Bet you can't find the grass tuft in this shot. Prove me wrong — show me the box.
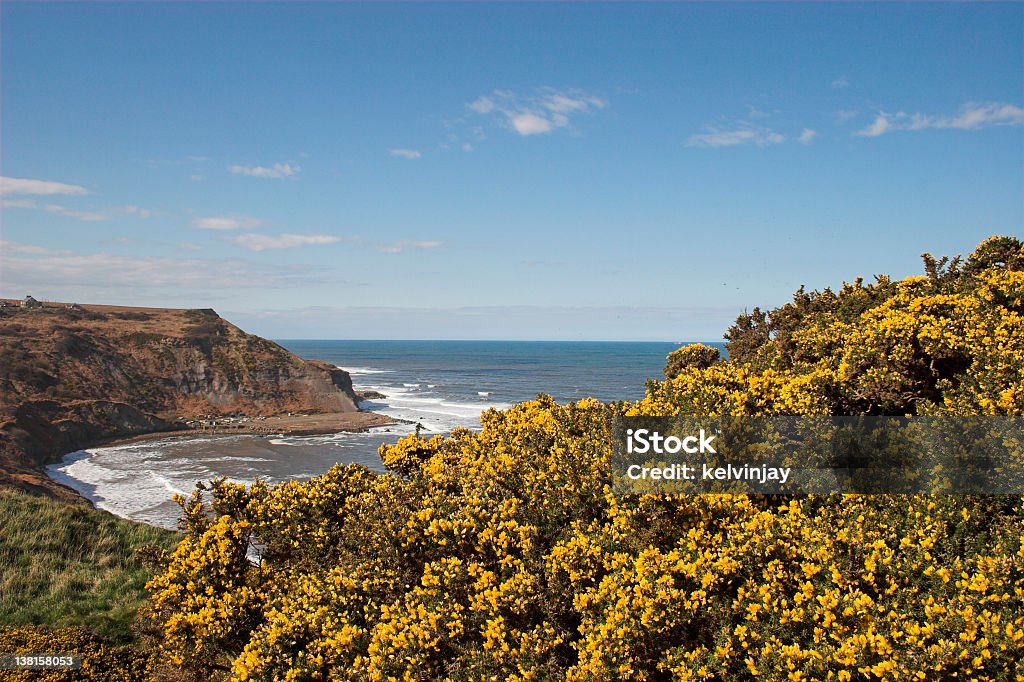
[0,488,179,642]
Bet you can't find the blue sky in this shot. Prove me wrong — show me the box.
[1,3,1021,340]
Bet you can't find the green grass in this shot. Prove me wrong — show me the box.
[0,488,180,641]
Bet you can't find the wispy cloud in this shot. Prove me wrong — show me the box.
[1,241,327,295]
[230,233,345,252]
[746,105,773,119]
[857,114,892,138]
[228,304,737,341]
[0,240,59,255]
[389,148,422,160]
[687,124,785,148]
[0,176,88,196]
[192,215,263,231]
[467,87,606,137]
[798,128,818,144]
[41,203,109,222]
[3,195,154,222]
[0,198,41,210]
[831,78,850,90]
[856,101,1024,137]
[376,240,443,254]
[836,110,859,124]
[227,162,301,179]
[116,205,152,219]
[2,198,142,222]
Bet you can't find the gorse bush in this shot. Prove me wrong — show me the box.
[146,237,1024,681]
[679,235,1024,417]
[0,625,158,681]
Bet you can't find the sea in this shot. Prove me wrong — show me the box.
[46,340,723,529]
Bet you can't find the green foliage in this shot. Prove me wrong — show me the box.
[0,488,178,642]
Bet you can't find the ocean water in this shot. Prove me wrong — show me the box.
[282,340,697,432]
[47,340,723,529]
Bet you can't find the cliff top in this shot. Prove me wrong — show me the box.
[0,298,220,337]
[0,299,363,497]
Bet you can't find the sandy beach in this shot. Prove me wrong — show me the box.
[97,411,399,449]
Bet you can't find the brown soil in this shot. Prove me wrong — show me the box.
[0,299,376,498]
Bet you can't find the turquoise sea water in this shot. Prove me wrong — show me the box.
[47,340,724,528]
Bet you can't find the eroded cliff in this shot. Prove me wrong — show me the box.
[0,301,360,496]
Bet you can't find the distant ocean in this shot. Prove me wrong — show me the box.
[47,340,723,529]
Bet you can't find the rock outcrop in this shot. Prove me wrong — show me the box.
[0,301,360,496]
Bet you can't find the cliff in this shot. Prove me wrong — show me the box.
[0,300,360,497]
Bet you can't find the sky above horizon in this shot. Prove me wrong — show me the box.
[1,3,1021,340]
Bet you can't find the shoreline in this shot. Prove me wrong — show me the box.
[92,410,401,450]
[43,410,405,530]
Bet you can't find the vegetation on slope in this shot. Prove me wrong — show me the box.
[0,489,179,680]
[0,488,178,641]
[140,237,1024,681]
[0,625,159,682]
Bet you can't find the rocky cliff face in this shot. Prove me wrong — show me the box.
[0,301,360,496]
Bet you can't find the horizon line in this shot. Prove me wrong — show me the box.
[272,338,726,344]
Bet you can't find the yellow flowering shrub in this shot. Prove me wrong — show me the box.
[146,237,1024,680]
[0,625,157,681]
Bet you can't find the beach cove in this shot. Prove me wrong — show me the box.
[44,340,690,529]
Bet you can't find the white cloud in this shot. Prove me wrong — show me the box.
[467,87,607,137]
[0,176,88,196]
[3,195,151,222]
[1,241,326,294]
[856,102,1024,137]
[542,92,604,114]
[911,101,1024,130]
[798,128,818,144]
[116,205,152,219]
[389,148,422,160]
[192,215,263,230]
[228,162,301,179]
[0,240,56,255]
[687,125,785,148]
[831,78,850,89]
[4,198,110,221]
[836,110,859,124]
[376,240,443,254]
[42,204,109,222]
[0,198,41,209]
[856,113,894,137]
[468,96,495,114]
[511,112,554,136]
[230,233,343,252]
